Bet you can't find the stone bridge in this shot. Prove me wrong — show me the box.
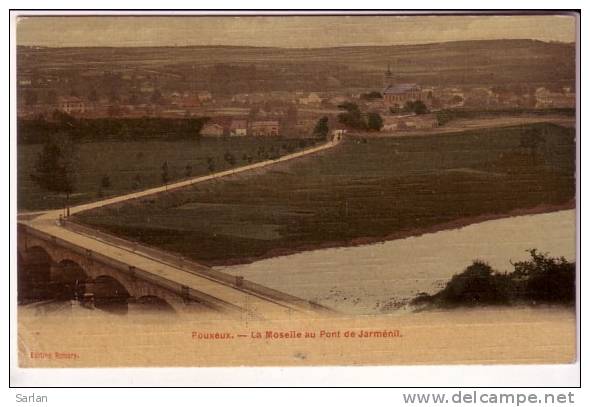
[17,222,325,318]
[17,224,226,313]
[17,137,342,318]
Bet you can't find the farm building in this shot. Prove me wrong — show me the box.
[201,123,225,137]
[230,119,249,137]
[250,120,280,137]
[58,96,86,115]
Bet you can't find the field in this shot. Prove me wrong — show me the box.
[18,137,316,211]
[75,123,576,266]
[18,39,575,93]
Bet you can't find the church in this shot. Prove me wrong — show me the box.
[381,64,422,110]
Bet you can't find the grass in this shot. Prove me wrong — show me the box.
[18,137,318,211]
[75,123,576,266]
[435,108,575,126]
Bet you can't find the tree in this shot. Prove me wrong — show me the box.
[206,157,215,173]
[161,161,170,186]
[100,174,111,189]
[512,249,575,304]
[451,95,464,105]
[52,109,76,127]
[366,112,383,131]
[413,249,575,307]
[30,133,77,216]
[337,102,366,130]
[435,261,508,306]
[184,117,208,139]
[224,151,236,166]
[403,100,429,115]
[313,116,330,139]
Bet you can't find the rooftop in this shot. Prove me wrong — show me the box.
[383,83,420,95]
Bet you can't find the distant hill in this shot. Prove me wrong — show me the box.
[17,39,575,92]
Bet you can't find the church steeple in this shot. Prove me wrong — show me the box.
[384,62,393,88]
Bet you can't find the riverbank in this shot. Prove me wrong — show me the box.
[212,200,574,267]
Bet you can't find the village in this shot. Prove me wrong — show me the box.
[17,63,575,139]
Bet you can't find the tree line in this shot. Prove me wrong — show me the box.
[18,111,210,144]
[336,102,383,131]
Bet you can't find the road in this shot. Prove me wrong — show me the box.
[19,136,342,318]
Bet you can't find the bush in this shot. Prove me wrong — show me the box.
[403,100,429,115]
[413,250,575,308]
[425,261,511,307]
[513,249,575,304]
[366,112,383,131]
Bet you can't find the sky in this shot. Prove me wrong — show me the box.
[16,14,576,48]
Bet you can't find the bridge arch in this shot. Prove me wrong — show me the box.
[133,295,176,314]
[19,245,53,303]
[90,275,131,314]
[53,259,89,301]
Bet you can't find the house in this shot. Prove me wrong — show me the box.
[232,93,250,104]
[139,83,155,93]
[201,123,225,137]
[298,92,323,105]
[328,96,348,106]
[58,96,86,115]
[250,120,280,137]
[169,93,200,110]
[464,87,499,108]
[331,127,347,141]
[197,91,213,103]
[230,119,249,137]
[535,87,575,109]
[436,87,465,109]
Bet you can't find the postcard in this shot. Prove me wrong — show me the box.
[14,11,578,370]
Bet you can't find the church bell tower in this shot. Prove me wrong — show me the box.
[383,62,393,88]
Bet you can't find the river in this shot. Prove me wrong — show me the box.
[220,210,576,314]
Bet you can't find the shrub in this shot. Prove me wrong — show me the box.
[425,261,511,307]
[413,250,575,308]
[513,249,575,304]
